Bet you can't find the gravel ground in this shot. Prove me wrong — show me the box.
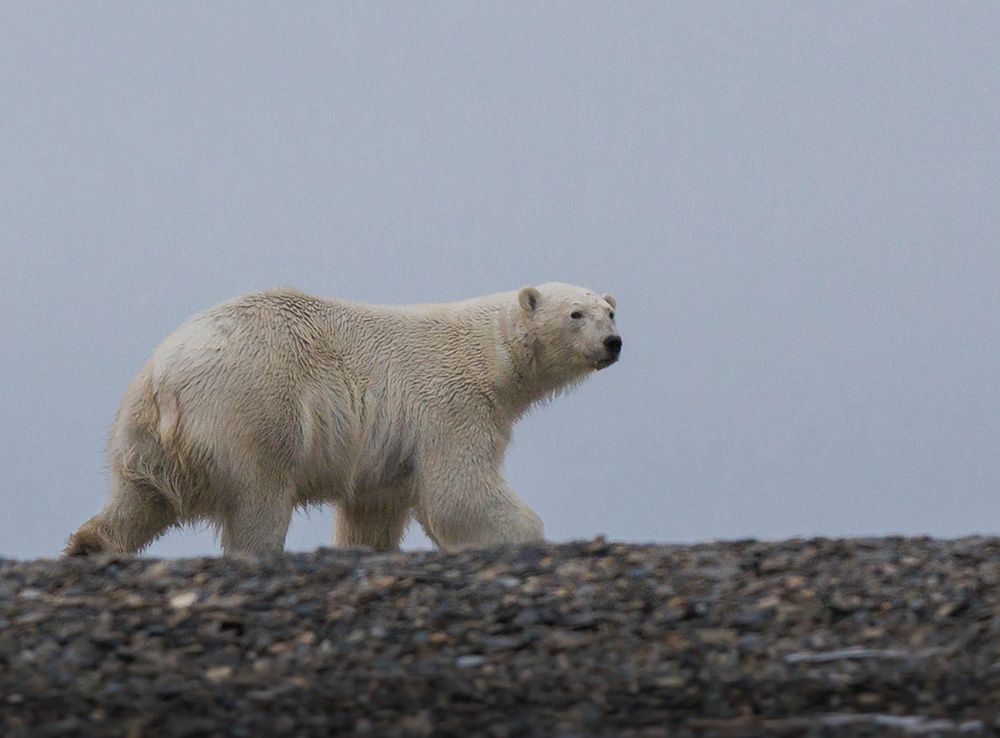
[2,537,999,737]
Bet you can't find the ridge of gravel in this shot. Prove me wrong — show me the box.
[2,536,1000,737]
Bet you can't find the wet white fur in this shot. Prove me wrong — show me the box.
[66,282,619,555]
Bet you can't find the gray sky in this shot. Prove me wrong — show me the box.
[2,3,999,559]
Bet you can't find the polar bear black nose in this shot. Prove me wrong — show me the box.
[603,335,622,355]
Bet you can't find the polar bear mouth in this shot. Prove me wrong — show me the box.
[594,356,619,370]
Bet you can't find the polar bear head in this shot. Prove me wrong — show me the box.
[517,282,622,381]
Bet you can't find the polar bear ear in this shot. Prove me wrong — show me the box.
[602,293,617,309]
[518,286,542,313]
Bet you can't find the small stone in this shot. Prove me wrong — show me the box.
[139,561,174,582]
[514,609,540,626]
[168,591,198,609]
[696,628,738,646]
[205,666,234,683]
[481,635,523,651]
[785,575,807,589]
[123,593,146,608]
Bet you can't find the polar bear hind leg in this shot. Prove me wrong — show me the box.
[65,475,179,556]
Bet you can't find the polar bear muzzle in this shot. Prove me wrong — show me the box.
[599,335,622,368]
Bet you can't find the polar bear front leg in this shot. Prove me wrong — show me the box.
[416,456,545,549]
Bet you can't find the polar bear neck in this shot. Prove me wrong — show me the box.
[379,292,584,423]
[492,300,581,419]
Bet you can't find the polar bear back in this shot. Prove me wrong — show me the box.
[145,288,508,501]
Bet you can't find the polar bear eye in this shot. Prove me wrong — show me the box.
[570,311,583,319]
[609,311,615,321]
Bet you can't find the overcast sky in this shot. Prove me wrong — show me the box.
[2,4,999,559]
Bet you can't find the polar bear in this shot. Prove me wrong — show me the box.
[65,282,622,556]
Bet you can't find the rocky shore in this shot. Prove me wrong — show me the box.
[2,537,999,736]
